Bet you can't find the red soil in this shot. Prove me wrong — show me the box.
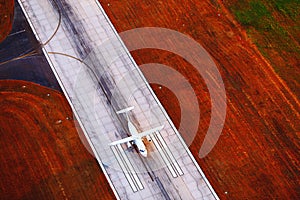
[0,0,14,43]
[99,0,300,199]
[0,80,115,199]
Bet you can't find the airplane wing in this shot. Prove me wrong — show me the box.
[137,125,164,138]
[109,125,164,146]
[109,136,135,146]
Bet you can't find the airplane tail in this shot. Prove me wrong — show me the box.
[116,106,134,114]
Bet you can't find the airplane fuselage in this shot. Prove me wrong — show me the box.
[110,106,163,158]
[133,138,148,157]
[128,120,148,157]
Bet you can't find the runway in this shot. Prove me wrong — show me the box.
[18,0,218,199]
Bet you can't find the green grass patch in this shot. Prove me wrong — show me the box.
[273,0,300,20]
[234,1,272,29]
[229,0,299,53]
[227,0,300,97]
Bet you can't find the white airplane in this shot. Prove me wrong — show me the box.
[109,106,164,157]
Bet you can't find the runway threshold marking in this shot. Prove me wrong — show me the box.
[110,145,144,192]
[151,135,178,178]
[154,132,184,176]
[116,144,144,191]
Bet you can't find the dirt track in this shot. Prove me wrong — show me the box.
[99,0,300,199]
[0,80,115,199]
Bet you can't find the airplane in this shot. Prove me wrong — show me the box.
[109,106,164,157]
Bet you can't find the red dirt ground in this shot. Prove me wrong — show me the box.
[0,80,115,199]
[99,0,300,199]
[0,0,14,43]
